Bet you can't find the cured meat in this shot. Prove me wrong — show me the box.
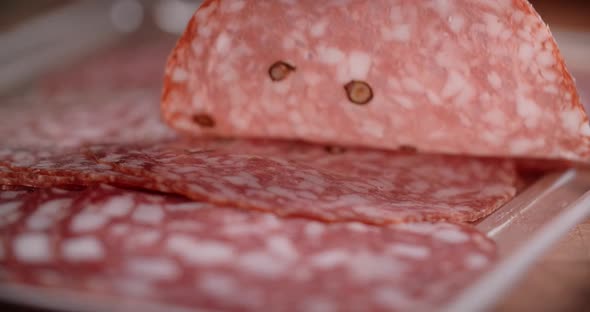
[0,140,518,223]
[0,185,496,312]
[162,0,590,162]
[0,90,176,148]
[39,37,176,95]
[572,71,590,113]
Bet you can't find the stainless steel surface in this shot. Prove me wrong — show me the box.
[446,170,590,312]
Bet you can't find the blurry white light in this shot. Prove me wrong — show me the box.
[110,0,144,33]
[154,0,201,34]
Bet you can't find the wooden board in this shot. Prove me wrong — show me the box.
[496,221,590,311]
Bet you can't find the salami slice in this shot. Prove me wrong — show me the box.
[0,90,176,148]
[162,0,590,162]
[0,139,518,223]
[38,37,176,95]
[0,185,496,312]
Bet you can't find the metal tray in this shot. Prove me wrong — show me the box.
[1,2,590,311]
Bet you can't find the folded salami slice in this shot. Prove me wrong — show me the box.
[0,90,176,148]
[162,0,590,162]
[0,185,496,312]
[0,140,518,223]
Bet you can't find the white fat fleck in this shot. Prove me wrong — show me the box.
[458,87,475,109]
[214,32,232,54]
[310,21,328,37]
[518,43,535,62]
[303,72,323,86]
[483,108,506,127]
[317,46,345,64]
[282,37,295,50]
[132,204,164,225]
[401,78,423,93]
[512,10,525,22]
[267,186,298,200]
[172,68,188,82]
[27,215,53,231]
[465,253,490,269]
[166,202,208,212]
[224,172,262,188]
[62,236,104,261]
[199,273,238,298]
[537,51,555,67]
[238,251,288,278]
[304,222,326,238]
[348,51,372,80]
[509,138,535,154]
[432,187,466,198]
[483,13,504,37]
[448,15,465,33]
[101,195,134,217]
[310,249,349,269]
[303,298,337,312]
[426,90,442,105]
[346,222,370,232]
[0,202,20,217]
[167,235,234,265]
[360,121,385,138]
[347,252,403,282]
[394,223,438,234]
[431,0,453,16]
[70,212,108,233]
[267,236,299,261]
[540,69,558,82]
[389,244,430,259]
[394,95,414,109]
[441,70,466,98]
[435,228,470,244]
[129,230,161,246]
[560,109,584,134]
[225,0,245,12]
[14,233,52,263]
[487,71,502,89]
[374,287,415,310]
[127,257,179,280]
[39,198,70,215]
[580,123,590,137]
[516,94,541,127]
[382,24,411,42]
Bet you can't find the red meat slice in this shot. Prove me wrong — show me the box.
[162,0,590,162]
[0,185,496,312]
[38,37,176,95]
[0,140,519,224]
[0,90,176,148]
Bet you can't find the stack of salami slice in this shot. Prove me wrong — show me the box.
[1,1,588,311]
